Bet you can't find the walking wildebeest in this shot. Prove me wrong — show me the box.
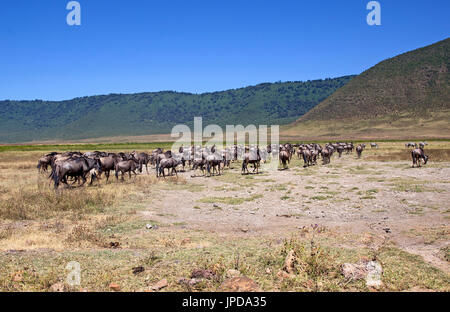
[115,156,139,181]
[356,144,365,158]
[242,147,261,174]
[54,156,101,188]
[279,147,290,169]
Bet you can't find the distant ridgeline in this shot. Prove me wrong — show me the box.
[0,76,353,143]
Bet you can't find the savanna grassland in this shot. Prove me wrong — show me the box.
[0,141,449,292]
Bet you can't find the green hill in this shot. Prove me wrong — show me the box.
[283,38,450,140]
[0,77,353,143]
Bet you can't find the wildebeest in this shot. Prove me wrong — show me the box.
[370,143,378,149]
[411,148,428,167]
[242,147,261,174]
[206,153,222,176]
[158,157,181,178]
[191,152,207,177]
[405,142,416,148]
[279,147,290,169]
[321,148,331,165]
[356,144,365,158]
[115,156,139,181]
[131,151,150,174]
[37,152,58,173]
[53,156,101,188]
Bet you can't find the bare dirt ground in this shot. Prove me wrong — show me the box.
[0,142,448,291]
[143,156,450,273]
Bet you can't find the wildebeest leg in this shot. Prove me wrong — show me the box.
[80,175,87,186]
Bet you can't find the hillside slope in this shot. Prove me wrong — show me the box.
[0,77,353,143]
[283,38,450,140]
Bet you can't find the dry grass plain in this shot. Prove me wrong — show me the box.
[0,141,449,292]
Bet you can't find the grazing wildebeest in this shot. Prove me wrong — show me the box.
[411,148,428,167]
[242,147,261,174]
[370,143,378,149]
[419,142,428,149]
[356,144,365,158]
[405,142,416,148]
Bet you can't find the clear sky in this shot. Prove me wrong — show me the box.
[0,0,448,100]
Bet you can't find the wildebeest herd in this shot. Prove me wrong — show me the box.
[36,142,430,189]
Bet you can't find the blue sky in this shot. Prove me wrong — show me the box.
[0,0,448,100]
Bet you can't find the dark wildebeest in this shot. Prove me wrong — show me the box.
[37,152,58,173]
[299,148,313,167]
[337,146,344,158]
[115,156,139,181]
[411,148,428,167]
[242,147,261,174]
[155,150,172,177]
[279,147,290,169]
[98,154,118,183]
[370,143,378,149]
[321,149,331,165]
[356,144,365,158]
[53,157,101,188]
[131,151,150,174]
[206,153,222,176]
[158,157,181,178]
[419,142,428,149]
[405,142,416,148]
[191,152,207,177]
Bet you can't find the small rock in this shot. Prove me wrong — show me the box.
[366,261,383,288]
[181,238,191,245]
[146,224,158,229]
[109,283,121,291]
[50,282,67,292]
[265,268,271,274]
[240,228,249,233]
[109,242,120,249]
[220,276,260,292]
[191,269,215,280]
[178,277,201,286]
[383,228,391,233]
[132,266,145,275]
[277,270,294,280]
[151,278,168,290]
[11,271,23,282]
[342,262,368,281]
[225,269,241,278]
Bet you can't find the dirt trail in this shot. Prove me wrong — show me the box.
[141,158,450,273]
